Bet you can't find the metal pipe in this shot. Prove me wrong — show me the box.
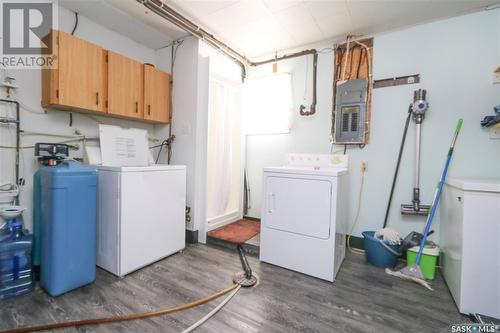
[415,122,421,189]
[299,52,318,116]
[0,99,20,204]
[138,0,318,83]
[236,244,252,279]
[250,49,317,67]
[140,0,249,81]
[166,40,175,164]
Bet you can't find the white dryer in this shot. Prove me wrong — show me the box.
[260,154,348,282]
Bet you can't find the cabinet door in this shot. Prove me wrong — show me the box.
[143,65,170,123]
[107,51,144,119]
[58,31,106,112]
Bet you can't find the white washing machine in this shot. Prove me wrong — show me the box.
[260,154,348,282]
[95,164,186,277]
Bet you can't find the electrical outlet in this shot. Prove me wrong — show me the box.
[361,162,368,172]
[494,67,500,84]
[494,72,500,84]
[490,124,500,139]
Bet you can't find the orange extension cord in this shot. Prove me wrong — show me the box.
[0,284,239,333]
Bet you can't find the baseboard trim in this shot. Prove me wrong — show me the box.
[206,210,241,231]
[186,230,199,244]
[242,216,261,222]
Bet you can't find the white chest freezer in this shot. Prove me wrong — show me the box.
[440,178,500,319]
[96,165,186,277]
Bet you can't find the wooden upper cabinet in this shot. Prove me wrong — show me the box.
[143,64,170,124]
[42,30,106,112]
[107,51,144,119]
[41,30,172,124]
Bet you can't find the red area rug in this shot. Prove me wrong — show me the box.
[208,219,260,244]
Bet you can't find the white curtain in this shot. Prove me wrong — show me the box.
[206,78,242,222]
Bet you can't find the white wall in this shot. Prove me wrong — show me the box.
[245,9,500,241]
[161,38,244,240]
[155,37,210,238]
[0,6,170,230]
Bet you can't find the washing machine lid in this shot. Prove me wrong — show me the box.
[94,164,186,172]
[264,166,347,177]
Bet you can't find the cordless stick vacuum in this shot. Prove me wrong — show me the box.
[387,119,463,290]
[401,89,431,216]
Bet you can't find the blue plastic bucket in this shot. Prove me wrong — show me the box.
[362,231,400,268]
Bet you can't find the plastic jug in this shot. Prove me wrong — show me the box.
[0,220,35,299]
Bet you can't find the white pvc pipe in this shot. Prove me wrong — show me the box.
[180,285,241,333]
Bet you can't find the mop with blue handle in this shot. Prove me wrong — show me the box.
[386,118,463,290]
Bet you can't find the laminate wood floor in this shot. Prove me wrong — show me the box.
[0,244,466,333]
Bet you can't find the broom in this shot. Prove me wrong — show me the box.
[386,118,463,290]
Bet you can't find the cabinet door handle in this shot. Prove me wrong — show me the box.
[135,102,138,113]
[96,92,99,105]
[148,104,151,115]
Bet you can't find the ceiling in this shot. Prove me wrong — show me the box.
[60,0,500,56]
[59,0,187,48]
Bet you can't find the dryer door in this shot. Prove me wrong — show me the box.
[265,176,333,239]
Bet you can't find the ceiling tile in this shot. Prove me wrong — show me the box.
[346,0,497,37]
[314,13,353,40]
[273,4,324,45]
[263,0,304,13]
[307,0,350,20]
[92,0,500,56]
[347,1,430,35]
[223,16,295,56]
[168,0,239,19]
[198,0,273,32]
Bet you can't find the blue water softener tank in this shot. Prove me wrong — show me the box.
[33,170,42,277]
[0,220,35,299]
[39,161,98,296]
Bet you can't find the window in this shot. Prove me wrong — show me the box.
[242,73,293,135]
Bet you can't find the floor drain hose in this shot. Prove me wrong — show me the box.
[0,284,239,333]
[180,284,241,333]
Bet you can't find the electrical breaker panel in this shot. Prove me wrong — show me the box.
[334,79,368,144]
